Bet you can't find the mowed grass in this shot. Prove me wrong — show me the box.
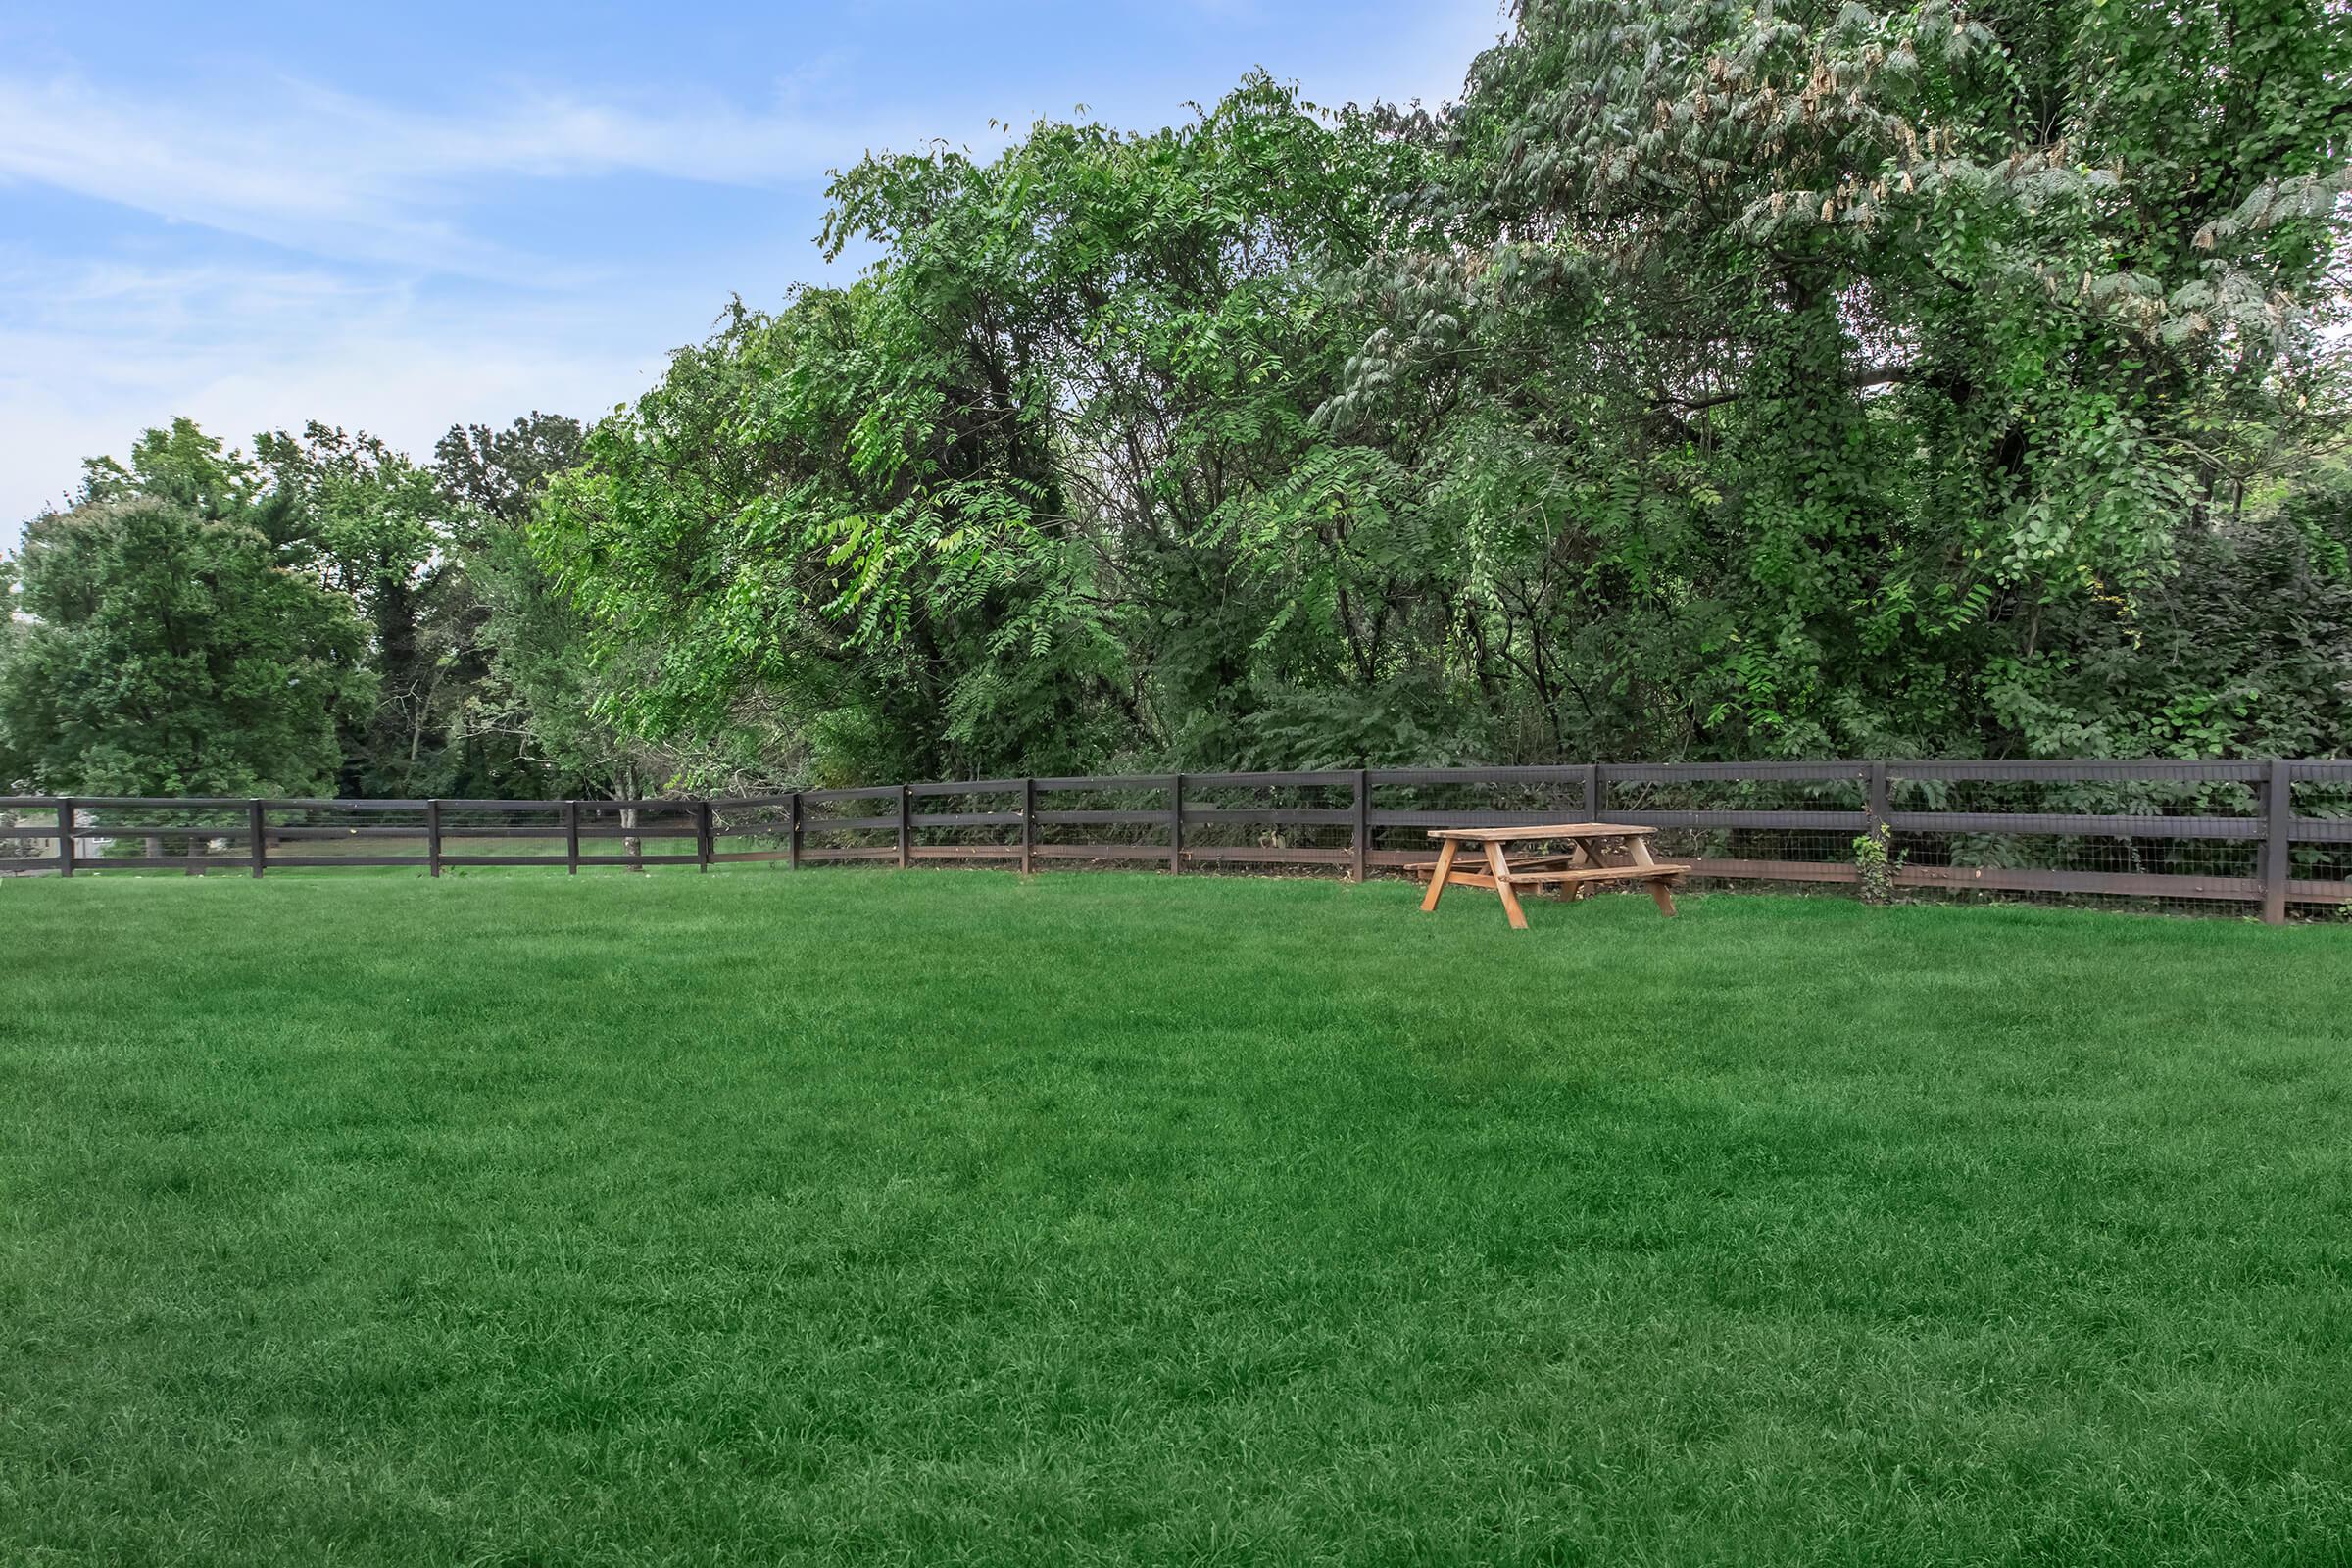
[3,868,2350,1566]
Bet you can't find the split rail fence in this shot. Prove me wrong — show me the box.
[4,758,2349,923]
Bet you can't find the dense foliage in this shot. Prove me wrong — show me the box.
[0,428,372,800]
[0,413,669,803]
[5,1,2348,798]
[536,0,2352,782]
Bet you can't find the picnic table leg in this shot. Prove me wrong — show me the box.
[1483,842,1530,930]
[1629,837,1678,916]
[1420,839,1460,911]
[1564,839,1594,900]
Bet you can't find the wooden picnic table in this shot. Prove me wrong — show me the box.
[1419,822,1687,930]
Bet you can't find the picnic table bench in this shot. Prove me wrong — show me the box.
[1418,822,1687,930]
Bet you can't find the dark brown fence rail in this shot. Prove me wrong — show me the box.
[4,759,2348,923]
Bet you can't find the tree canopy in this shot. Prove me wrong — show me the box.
[536,0,2352,782]
[0,494,370,799]
[5,1,2349,802]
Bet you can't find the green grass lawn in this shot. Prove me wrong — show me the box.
[4,868,2349,1565]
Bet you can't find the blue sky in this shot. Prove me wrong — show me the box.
[0,1,1504,544]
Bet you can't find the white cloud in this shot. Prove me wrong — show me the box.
[0,260,683,539]
[0,72,923,278]
[0,0,1505,273]
[0,58,950,538]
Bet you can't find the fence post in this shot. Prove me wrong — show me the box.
[1168,773,1184,873]
[57,798,75,878]
[698,799,713,872]
[247,800,265,878]
[1021,777,1037,877]
[427,799,443,878]
[897,784,912,870]
[1351,767,1370,882]
[788,792,803,870]
[2261,757,2291,926]
[1866,760,1893,906]
[565,800,581,875]
[1582,763,1603,819]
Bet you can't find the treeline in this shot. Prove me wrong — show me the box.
[0,416,683,804]
[5,0,2351,805]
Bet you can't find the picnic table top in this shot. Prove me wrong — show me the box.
[1427,821,1659,843]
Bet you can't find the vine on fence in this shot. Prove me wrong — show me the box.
[1853,824,1905,907]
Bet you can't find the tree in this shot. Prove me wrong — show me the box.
[435,413,701,800]
[0,497,372,805]
[540,40,2347,774]
[1320,0,2352,758]
[0,599,26,792]
[14,10,2344,804]
[255,424,469,796]
[434,412,589,532]
[534,78,1445,780]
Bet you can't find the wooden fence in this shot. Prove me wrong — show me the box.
[4,758,2349,922]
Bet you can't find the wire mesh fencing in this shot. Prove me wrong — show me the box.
[5,760,2347,922]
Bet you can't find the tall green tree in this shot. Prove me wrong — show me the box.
[541,27,2346,773]
[535,78,1448,780]
[434,413,590,533]
[255,424,466,795]
[432,412,720,800]
[1322,0,2352,759]
[18,7,2338,803]
[0,496,372,800]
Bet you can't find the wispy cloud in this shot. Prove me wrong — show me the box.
[0,256,684,532]
[0,72,924,277]
[0,62,956,533]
